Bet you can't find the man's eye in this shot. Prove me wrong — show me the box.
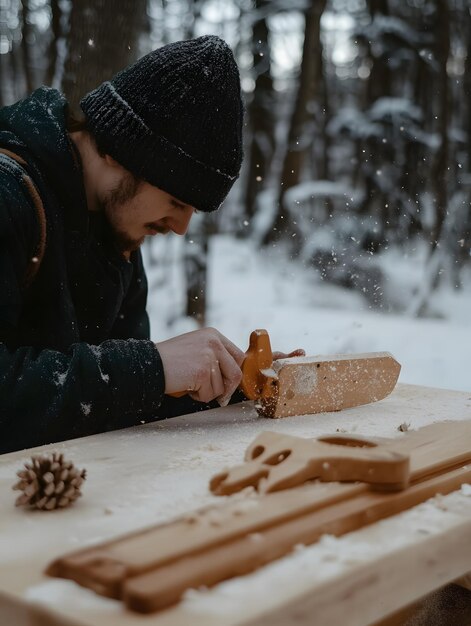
[171,200,187,211]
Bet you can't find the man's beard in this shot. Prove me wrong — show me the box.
[102,174,143,253]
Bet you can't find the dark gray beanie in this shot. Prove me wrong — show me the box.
[80,35,243,212]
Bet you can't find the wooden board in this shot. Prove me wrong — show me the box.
[1,384,471,626]
[47,421,471,613]
[259,353,401,418]
[127,467,471,613]
[240,515,471,626]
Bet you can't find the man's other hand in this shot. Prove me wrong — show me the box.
[155,328,245,407]
[273,348,305,360]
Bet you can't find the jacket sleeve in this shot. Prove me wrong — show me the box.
[0,167,166,454]
[156,389,246,419]
[110,249,151,340]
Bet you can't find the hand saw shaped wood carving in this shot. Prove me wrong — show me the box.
[241,329,401,418]
[210,430,410,495]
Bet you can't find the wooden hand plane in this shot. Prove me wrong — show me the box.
[171,329,400,418]
[241,329,401,418]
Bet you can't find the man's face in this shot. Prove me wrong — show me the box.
[101,172,196,253]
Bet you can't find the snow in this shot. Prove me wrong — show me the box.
[284,179,357,206]
[368,97,422,124]
[356,15,427,50]
[25,579,121,613]
[182,489,471,618]
[80,403,91,416]
[147,234,471,394]
[54,371,67,386]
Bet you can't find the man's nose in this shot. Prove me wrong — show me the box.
[170,210,194,236]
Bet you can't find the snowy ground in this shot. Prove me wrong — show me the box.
[146,234,471,393]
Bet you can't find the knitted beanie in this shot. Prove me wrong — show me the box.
[80,35,243,212]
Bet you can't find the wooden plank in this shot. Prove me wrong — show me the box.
[239,515,471,626]
[1,385,471,626]
[258,353,401,418]
[47,421,471,612]
[123,466,471,612]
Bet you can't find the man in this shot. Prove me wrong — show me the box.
[0,35,301,455]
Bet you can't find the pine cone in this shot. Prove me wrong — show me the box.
[13,452,86,511]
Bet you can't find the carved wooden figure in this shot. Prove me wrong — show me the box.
[210,430,410,495]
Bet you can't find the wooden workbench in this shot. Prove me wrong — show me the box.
[1,383,471,626]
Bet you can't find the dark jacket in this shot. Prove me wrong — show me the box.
[0,87,209,454]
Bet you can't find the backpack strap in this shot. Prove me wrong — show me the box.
[0,148,46,288]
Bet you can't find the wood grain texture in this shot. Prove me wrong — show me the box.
[239,517,471,626]
[46,421,471,613]
[258,352,401,417]
[2,384,471,626]
[124,466,471,613]
[210,430,410,495]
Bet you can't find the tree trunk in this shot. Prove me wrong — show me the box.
[359,0,391,228]
[184,215,218,326]
[61,0,147,111]
[429,0,450,249]
[181,1,216,326]
[365,0,391,103]
[464,8,471,172]
[263,0,327,247]
[242,0,275,224]
[20,0,35,94]
[318,45,330,181]
[45,0,62,87]
[0,1,11,105]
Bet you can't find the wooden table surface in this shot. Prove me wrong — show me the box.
[1,383,471,626]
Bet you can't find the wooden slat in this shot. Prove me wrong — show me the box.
[239,515,471,626]
[46,421,471,613]
[259,352,401,418]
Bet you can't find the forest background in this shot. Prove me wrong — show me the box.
[1,0,470,392]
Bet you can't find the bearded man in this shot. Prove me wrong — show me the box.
[0,35,304,454]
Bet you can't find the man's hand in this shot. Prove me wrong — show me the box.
[155,328,245,406]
